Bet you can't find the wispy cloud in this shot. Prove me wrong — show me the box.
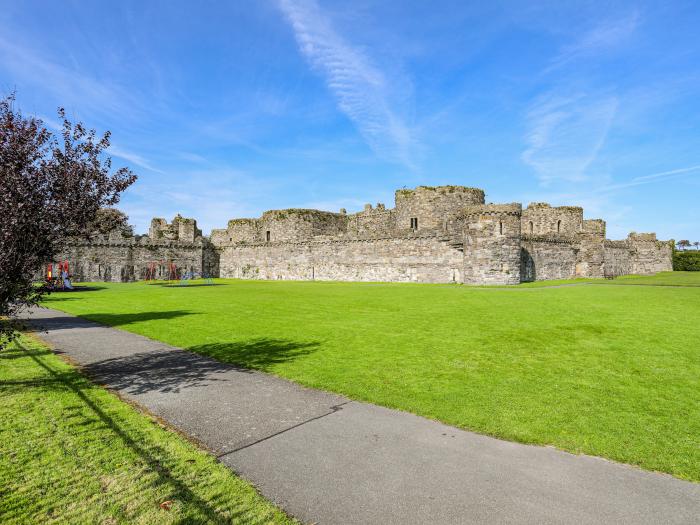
[108,145,164,174]
[35,113,164,175]
[521,93,618,185]
[0,35,139,122]
[545,12,640,73]
[596,164,700,193]
[277,0,416,168]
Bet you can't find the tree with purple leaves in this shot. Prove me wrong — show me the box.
[0,94,136,345]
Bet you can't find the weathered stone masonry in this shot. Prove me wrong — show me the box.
[56,185,673,285]
[55,215,217,282]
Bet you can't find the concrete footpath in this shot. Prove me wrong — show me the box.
[21,307,700,524]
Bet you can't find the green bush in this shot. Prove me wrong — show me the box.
[673,251,700,271]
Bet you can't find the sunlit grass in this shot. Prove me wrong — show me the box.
[0,336,294,524]
[42,272,700,482]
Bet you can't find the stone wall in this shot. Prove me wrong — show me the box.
[522,203,584,236]
[207,186,673,285]
[394,186,485,232]
[627,234,673,274]
[54,216,209,282]
[219,234,464,283]
[603,241,633,277]
[49,185,673,285]
[602,234,673,277]
[221,210,348,244]
[346,204,396,238]
[461,204,522,285]
[520,237,579,281]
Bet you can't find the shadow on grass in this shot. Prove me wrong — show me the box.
[146,282,227,288]
[74,339,320,395]
[25,311,195,332]
[46,285,109,295]
[188,339,320,372]
[81,349,243,395]
[11,344,269,524]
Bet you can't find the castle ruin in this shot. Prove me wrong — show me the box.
[55,185,673,285]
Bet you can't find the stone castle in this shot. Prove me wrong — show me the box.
[55,185,673,285]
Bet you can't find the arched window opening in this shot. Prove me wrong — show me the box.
[266,230,271,242]
[529,221,534,234]
[557,220,561,233]
[499,221,503,234]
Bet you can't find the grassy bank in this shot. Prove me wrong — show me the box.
[42,272,700,481]
[0,337,294,524]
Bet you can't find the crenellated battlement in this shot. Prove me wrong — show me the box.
[149,215,202,243]
[54,184,672,285]
[460,203,522,218]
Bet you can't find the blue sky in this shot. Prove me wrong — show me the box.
[2,0,698,239]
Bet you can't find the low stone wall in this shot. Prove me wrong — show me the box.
[631,239,673,274]
[219,235,464,283]
[603,237,673,277]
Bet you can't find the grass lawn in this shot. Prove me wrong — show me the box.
[41,272,700,482]
[0,336,294,524]
[600,271,700,286]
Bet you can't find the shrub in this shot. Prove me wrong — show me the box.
[673,251,700,271]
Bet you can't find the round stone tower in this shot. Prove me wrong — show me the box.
[394,185,485,232]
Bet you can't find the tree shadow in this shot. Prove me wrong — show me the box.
[187,339,320,372]
[12,344,277,524]
[81,350,242,395]
[25,311,195,331]
[50,285,109,293]
[147,282,226,288]
[77,339,320,395]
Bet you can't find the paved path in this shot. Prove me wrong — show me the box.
[21,307,700,524]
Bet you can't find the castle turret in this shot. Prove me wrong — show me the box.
[522,203,583,235]
[394,186,486,233]
[460,203,522,285]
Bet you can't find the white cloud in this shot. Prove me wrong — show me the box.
[521,93,618,185]
[545,12,640,73]
[277,0,416,168]
[0,35,139,121]
[596,164,700,193]
[108,145,164,174]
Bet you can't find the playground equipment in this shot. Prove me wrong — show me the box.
[179,270,194,286]
[47,261,73,290]
[145,261,180,283]
[178,270,214,286]
[144,261,158,282]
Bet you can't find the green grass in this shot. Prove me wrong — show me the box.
[42,273,700,482]
[492,277,596,287]
[0,336,294,525]
[600,271,700,286]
